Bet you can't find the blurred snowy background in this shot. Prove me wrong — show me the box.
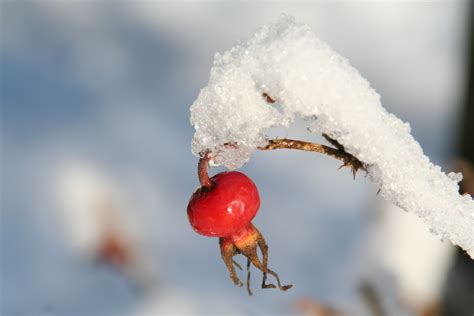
[1,1,471,315]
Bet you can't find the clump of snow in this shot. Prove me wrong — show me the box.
[190,15,474,258]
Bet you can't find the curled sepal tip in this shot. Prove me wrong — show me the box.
[219,224,292,296]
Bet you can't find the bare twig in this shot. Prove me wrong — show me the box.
[258,138,367,179]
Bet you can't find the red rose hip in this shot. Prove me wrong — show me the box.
[187,154,292,295]
[187,171,260,237]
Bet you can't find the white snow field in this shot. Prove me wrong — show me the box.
[191,15,474,258]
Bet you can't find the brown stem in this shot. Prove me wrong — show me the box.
[259,139,346,161]
[258,138,367,179]
[262,92,276,104]
[198,153,213,189]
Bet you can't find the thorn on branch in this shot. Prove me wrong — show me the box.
[322,133,344,151]
[338,154,367,180]
[322,134,367,179]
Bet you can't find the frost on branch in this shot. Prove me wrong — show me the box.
[190,15,474,258]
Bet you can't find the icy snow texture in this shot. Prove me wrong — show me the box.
[190,15,474,258]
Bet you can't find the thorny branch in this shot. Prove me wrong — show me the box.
[258,136,367,179]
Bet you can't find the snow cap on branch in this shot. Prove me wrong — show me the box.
[190,15,474,258]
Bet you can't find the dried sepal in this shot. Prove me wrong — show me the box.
[219,224,292,295]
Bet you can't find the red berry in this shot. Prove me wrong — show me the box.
[187,171,260,237]
[188,161,291,295]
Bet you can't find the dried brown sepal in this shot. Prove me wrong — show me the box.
[232,259,243,271]
[220,240,244,287]
[219,224,292,296]
[246,259,252,295]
